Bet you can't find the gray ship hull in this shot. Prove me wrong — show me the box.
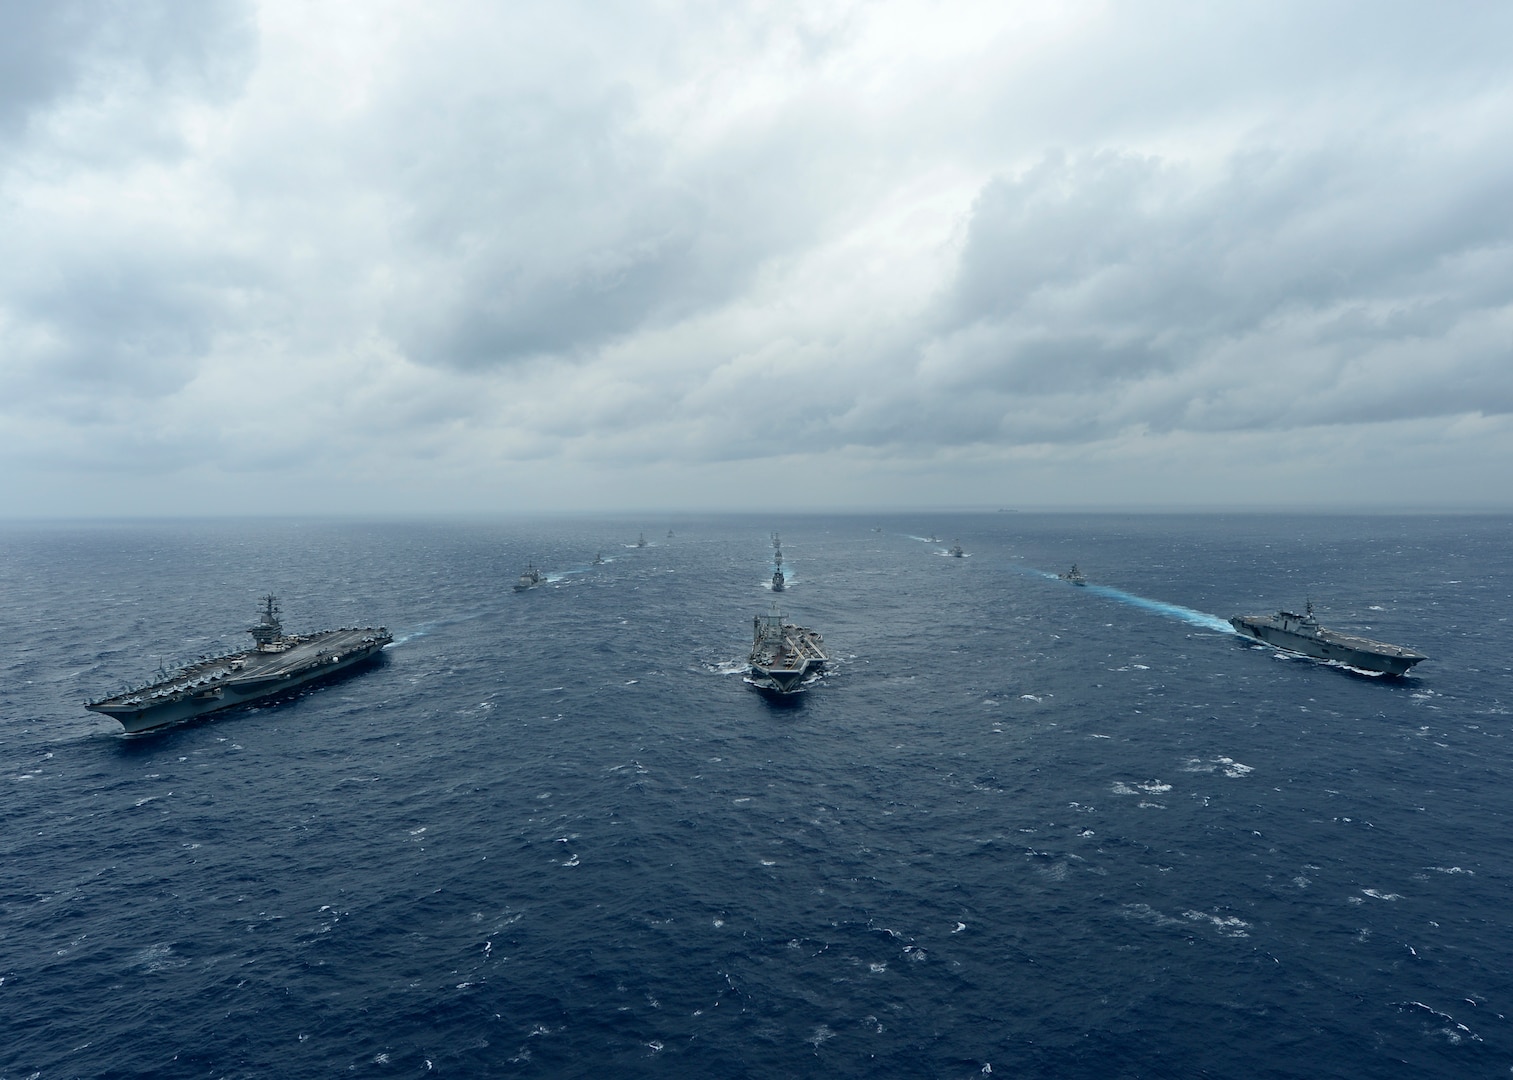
[1229,613,1425,676]
[88,628,391,733]
[748,663,810,693]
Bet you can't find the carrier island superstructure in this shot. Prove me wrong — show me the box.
[86,595,391,732]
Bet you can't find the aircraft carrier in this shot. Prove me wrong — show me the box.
[1229,602,1426,676]
[86,595,391,733]
[748,604,826,693]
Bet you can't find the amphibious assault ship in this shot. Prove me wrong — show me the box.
[85,595,391,733]
[1229,602,1427,676]
[748,604,827,694]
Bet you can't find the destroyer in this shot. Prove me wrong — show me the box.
[1060,564,1087,585]
[1229,601,1427,676]
[86,595,391,733]
[748,604,827,694]
[514,564,545,591]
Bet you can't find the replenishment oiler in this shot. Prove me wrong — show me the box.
[748,604,827,694]
[85,595,392,733]
[1229,601,1427,676]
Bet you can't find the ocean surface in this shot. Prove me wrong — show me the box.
[2,513,1511,1079]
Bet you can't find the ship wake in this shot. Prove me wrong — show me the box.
[1031,569,1234,633]
[1093,588,1234,634]
[387,611,486,647]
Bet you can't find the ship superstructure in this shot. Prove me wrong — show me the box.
[1229,602,1427,676]
[747,604,827,694]
[85,595,391,733]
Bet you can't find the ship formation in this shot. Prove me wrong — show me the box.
[747,603,827,694]
[86,596,391,733]
[1229,602,1427,676]
[83,532,1438,733]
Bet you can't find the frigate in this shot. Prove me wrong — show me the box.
[949,540,965,557]
[771,533,785,591]
[748,604,827,694]
[1060,564,1087,585]
[1229,602,1427,676]
[85,595,391,733]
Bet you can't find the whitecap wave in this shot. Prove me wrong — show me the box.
[1183,910,1250,937]
[1182,756,1252,777]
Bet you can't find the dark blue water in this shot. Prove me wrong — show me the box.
[3,514,1511,1078]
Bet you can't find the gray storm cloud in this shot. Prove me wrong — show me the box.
[913,141,1513,444]
[0,0,251,135]
[1,1,1510,514]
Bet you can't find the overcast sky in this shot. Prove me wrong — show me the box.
[2,0,1510,516]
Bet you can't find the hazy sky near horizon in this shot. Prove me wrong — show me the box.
[2,0,1511,516]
